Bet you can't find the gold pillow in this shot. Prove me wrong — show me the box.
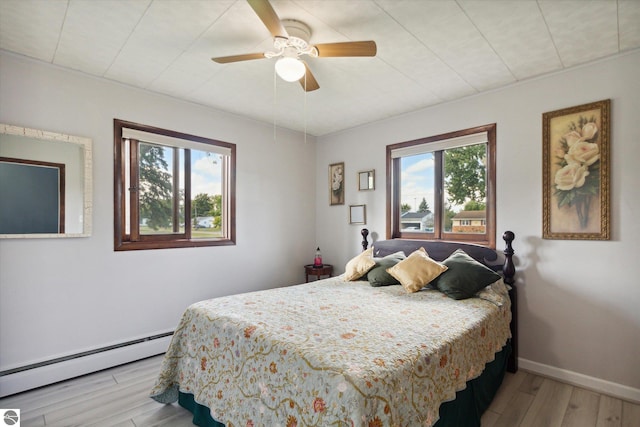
[344,248,376,281]
[387,247,448,293]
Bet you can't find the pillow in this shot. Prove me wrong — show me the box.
[386,248,448,293]
[366,251,406,287]
[343,247,376,281]
[432,249,502,300]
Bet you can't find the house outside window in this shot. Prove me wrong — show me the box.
[114,119,236,250]
[386,124,496,248]
[451,210,486,233]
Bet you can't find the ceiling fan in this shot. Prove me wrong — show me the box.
[211,0,377,92]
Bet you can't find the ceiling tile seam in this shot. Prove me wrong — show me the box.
[101,0,153,79]
[371,0,459,100]
[456,0,518,83]
[50,0,70,64]
[536,0,565,69]
[146,0,238,91]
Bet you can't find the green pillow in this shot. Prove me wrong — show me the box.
[366,251,406,287]
[432,249,502,299]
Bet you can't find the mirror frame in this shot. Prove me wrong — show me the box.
[0,123,92,238]
[358,169,375,191]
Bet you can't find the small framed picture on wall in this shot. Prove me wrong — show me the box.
[329,162,344,205]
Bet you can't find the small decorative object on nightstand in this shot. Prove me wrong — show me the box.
[304,264,333,282]
[314,247,323,267]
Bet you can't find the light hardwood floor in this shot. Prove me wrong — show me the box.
[1,355,638,426]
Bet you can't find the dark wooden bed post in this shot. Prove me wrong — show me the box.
[361,228,369,251]
[502,231,518,373]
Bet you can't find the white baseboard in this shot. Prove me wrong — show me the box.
[0,336,172,398]
[519,358,640,404]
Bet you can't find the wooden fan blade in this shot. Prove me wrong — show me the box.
[211,53,266,64]
[299,62,319,92]
[247,0,288,39]
[314,41,377,57]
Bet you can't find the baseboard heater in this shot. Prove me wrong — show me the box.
[0,331,173,397]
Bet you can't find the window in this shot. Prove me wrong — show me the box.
[386,124,496,248]
[114,119,235,250]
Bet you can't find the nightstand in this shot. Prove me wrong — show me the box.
[304,264,333,282]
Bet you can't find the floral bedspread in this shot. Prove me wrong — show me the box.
[150,277,511,427]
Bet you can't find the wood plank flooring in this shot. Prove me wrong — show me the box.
[1,355,638,426]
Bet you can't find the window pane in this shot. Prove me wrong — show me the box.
[190,150,224,239]
[443,144,487,234]
[138,142,184,235]
[400,153,435,232]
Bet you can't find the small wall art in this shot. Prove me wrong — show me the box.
[329,162,344,205]
[349,204,366,225]
[358,170,375,191]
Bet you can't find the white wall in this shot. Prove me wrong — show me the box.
[0,53,316,390]
[316,50,640,397]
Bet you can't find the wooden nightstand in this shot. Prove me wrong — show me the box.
[304,264,333,282]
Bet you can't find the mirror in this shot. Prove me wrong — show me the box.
[0,124,92,238]
[358,170,375,191]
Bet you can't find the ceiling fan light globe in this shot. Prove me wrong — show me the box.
[275,57,305,82]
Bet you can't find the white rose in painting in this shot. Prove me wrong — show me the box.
[555,163,589,191]
[581,122,598,140]
[332,166,343,191]
[563,130,582,147]
[565,141,600,166]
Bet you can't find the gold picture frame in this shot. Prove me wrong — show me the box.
[329,162,345,205]
[358,170,375,191]
[542,99,610,240]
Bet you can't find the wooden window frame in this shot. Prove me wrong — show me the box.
[114,119,236,251]
[386,124,496,248]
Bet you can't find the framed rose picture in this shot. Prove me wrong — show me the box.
[542,99,610,240]
[329,162,344,205]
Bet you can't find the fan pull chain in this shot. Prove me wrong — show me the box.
[273,65,278,142]
[304,73,307,144]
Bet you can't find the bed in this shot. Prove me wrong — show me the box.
[151,230,517,426]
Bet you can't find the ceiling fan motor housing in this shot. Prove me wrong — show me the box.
[272,19,317,57]
[283,19,311,41]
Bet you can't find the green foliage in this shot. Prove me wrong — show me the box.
[192,193,222,228]
[444,145,486,206]
[139,144,173,230]
[418,197,431,213]
[464,200,485,211]
[401,203,412,213]
[192,193,213,217]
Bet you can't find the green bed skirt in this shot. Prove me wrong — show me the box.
[178,341,511,427]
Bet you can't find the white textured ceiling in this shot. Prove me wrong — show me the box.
[1,0,639,136]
